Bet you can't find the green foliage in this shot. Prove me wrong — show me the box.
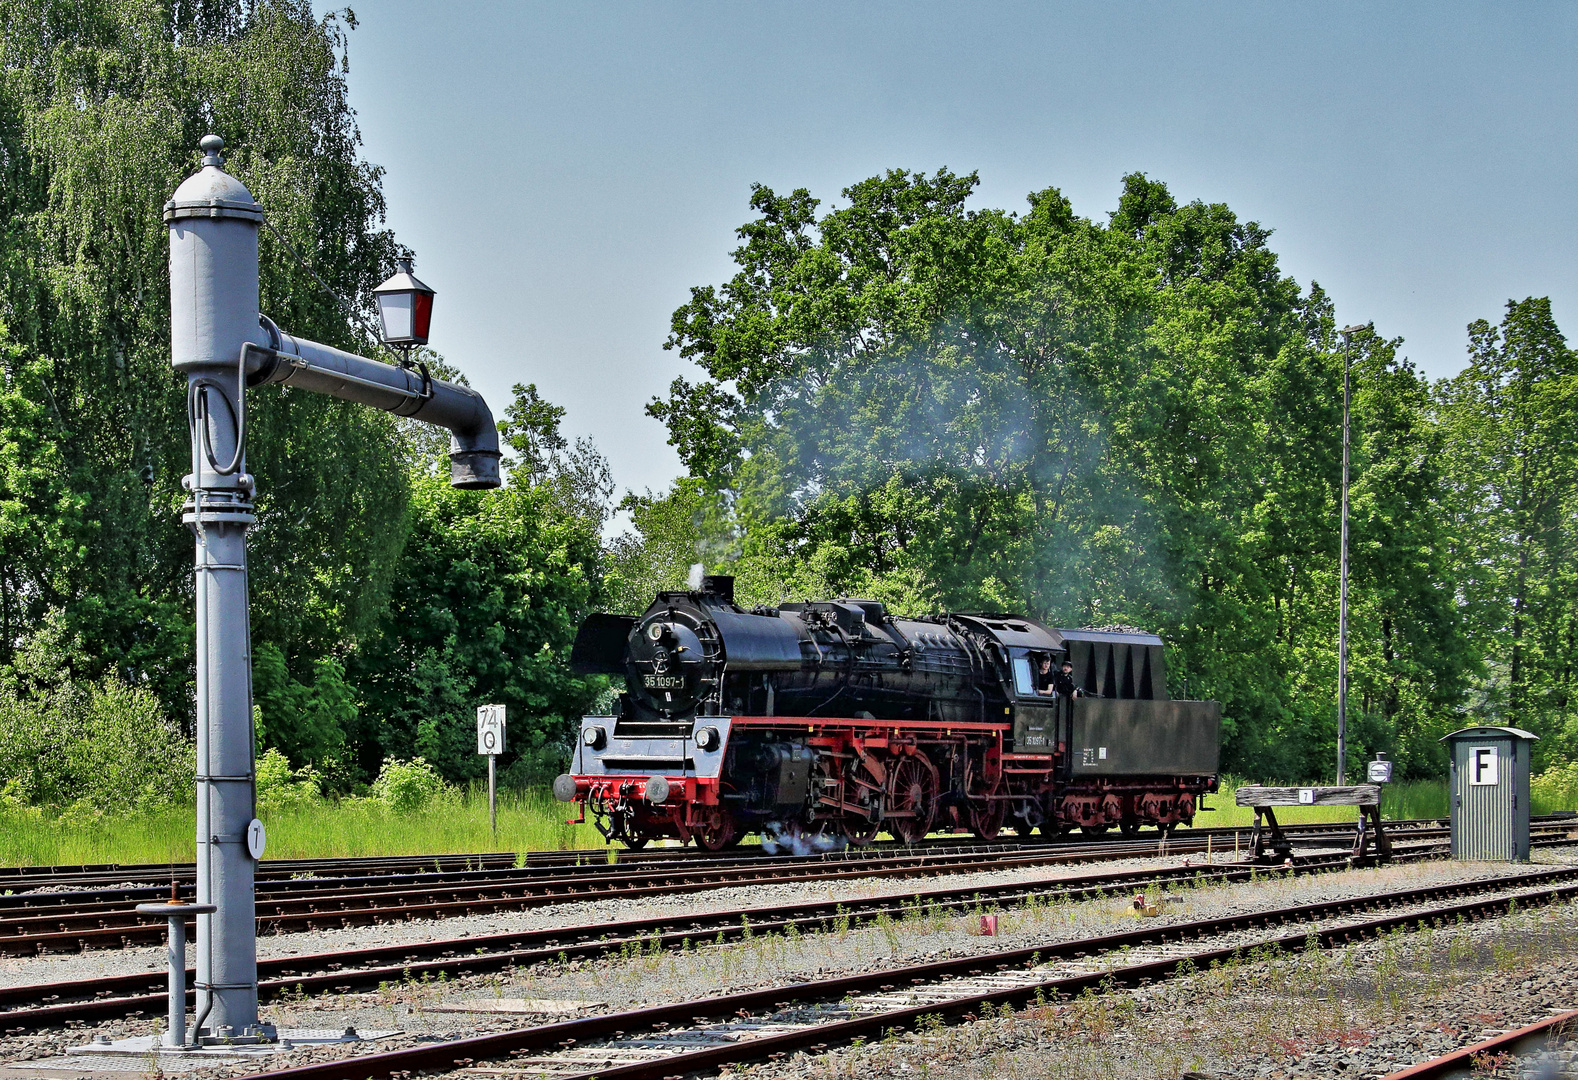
[253,645,357,771]
[649,168,1472,779]
[254,746,322,811]
[602,478,734,614]
[0,0,409,722]
[1437,298,1578,767]
[350,447,606,787]
[368,756,450,813]
[1532,762,1578,812]
[0,618,192,812]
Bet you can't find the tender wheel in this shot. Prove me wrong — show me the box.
[1012,818,1035,839]
[1080,824,1110,836]
[967,799,1004,841]
[884,753,938,843]
[1119,816,1141,838]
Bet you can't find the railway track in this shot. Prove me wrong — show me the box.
[1,832,1569,1034]
[1,820,1537,956]
[1381,1008,1578,1078]
[17,814,1549,893]
[200,861,1578,1080]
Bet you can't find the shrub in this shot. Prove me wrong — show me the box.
[1532,762,1578,812]
[369,756,451,812]
[255,748,323,811]
[0,672,193,813]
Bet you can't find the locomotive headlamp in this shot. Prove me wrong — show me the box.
[373,257,435,348]
[695,726,721,751]
[582,725,607,750]
[647,622,665,641]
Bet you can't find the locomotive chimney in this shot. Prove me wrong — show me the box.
[702,575,735,602]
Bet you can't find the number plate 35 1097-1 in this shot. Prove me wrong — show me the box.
[643,675,685,689]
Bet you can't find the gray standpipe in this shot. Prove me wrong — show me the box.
[166,135,268,1038]
[165,135,500,1041]
[135,895,217,1047]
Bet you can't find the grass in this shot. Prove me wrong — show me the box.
[0,787,605,868]
[2,774,1573,869]
[1183,777,1457,829]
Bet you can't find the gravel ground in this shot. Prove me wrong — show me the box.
[0,849,1574,1079]
[751,896,1578,1079]
[0,843,1465,989]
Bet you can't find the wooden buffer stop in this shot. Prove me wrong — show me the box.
[1234,784,1391,865]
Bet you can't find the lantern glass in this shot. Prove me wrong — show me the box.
[412,291,433,342]
[373,257,435,347]
[378,291,414,344]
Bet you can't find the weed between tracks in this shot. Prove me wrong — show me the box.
[393,860,1526,1023]
[755,897,1578,1080]
[278,866,1578,1080]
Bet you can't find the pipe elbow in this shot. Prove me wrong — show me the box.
[442,385,502,490]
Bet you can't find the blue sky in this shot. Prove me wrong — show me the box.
[335,2,1577,499]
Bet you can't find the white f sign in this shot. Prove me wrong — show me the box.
[1468,745,1498,786]
[477,704,506,756]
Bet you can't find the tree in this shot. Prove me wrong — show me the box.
[602,478,736,616]
[648,168,1470,779]
[348,468,606,785]
[0,0,411,728]
[1438,298,1578,766]
[345,383,614,786]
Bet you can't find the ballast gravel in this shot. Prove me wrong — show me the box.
[740,896,1578,1080]
[0,843,1545,992]
[0,842,1320,987]
[1,848,1574,1079]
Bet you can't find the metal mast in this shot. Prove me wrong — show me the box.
[166,135,500,1045]
[1337,324,1365,786]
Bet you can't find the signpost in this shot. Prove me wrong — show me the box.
[477,705,506,834]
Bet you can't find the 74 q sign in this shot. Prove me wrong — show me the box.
[477,704,506,756]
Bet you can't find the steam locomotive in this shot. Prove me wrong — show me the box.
[554,575,1221,850]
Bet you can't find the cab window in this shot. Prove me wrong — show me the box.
[1011,654,1035,696]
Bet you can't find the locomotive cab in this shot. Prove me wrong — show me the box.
[1005,648,1061,752]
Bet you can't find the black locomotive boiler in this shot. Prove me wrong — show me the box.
[556,575,1221,850]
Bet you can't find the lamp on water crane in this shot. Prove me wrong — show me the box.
[373,256,435,353]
